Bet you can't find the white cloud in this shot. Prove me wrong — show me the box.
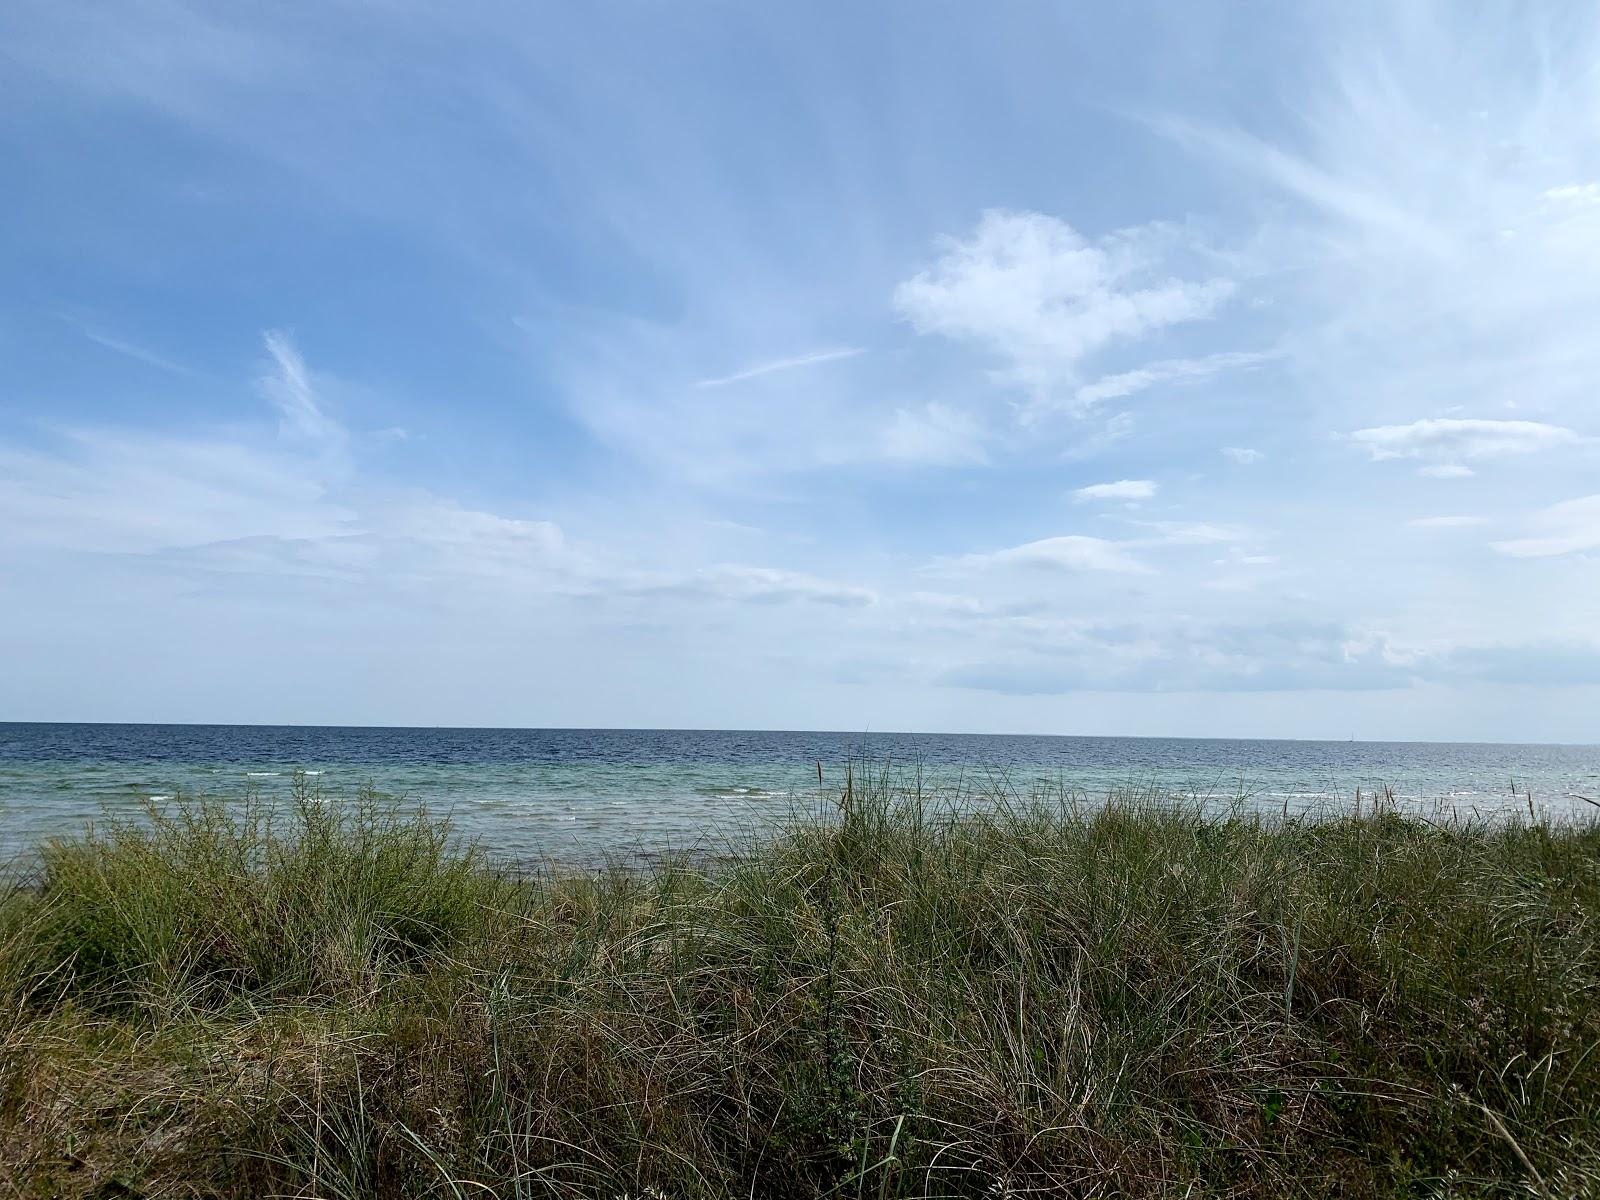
[1074,350,1275,409]
[11,2,1600,734]
[1072,479,1156,502]
[0,335,892,620]
[894,210,1234,407]
[1131,520,1248,546]
[1407,515,1487,529]
[939,619,1420,694]
[693,347,864,389]
[1492,495,1600,559]
[958,534,1151,574]
[380,500,566,567]
[694,565,876,607]
[260,331,346,450]
[881,403,988,466]
[75,325,198,378]
[1175,7,1600,468]
[1544,183,1600,207]
[1160,117,1454,259]
[0,428,348,555]
[0,335,362,557]
[1348,418,1579,462]
[1418,463,1475,479]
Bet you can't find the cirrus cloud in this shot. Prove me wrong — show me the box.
[880,403,989,466]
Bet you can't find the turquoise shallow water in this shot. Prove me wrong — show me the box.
[3,723,1598,865]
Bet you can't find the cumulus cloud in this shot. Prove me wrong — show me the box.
[894,210,1235,408]
[1072,479,1156,502]
[1418,463,1475,479]
[1348,418,1579,462]
[1492,495,1600,558]
[1221,446,1263,464]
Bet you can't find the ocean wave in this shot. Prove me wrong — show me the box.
[696,785,789,800]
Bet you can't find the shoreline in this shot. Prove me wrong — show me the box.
[4,781,1599,1196]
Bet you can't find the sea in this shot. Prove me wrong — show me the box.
[2,723,1598,866]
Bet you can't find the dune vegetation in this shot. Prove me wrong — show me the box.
[2,772,1598,1198]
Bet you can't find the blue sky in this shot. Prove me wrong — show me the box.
[3,1,1599,740]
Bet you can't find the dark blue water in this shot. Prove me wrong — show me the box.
[3,723,1597,864]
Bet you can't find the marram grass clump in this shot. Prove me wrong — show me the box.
[3,774,1600,1198]
[17,787,514,1007]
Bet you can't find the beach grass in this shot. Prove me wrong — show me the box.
[3,773,1599,1197]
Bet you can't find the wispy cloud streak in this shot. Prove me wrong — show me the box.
[692,347,864,389]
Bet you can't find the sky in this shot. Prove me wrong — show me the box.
[2,1,1599,741]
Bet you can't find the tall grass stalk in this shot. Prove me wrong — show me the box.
[2,770,1599,1197]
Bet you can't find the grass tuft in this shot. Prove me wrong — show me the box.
[3,770,1600,1197]
[20,778,515,1010]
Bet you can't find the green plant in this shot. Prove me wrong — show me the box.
[3,769,1599,1198]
